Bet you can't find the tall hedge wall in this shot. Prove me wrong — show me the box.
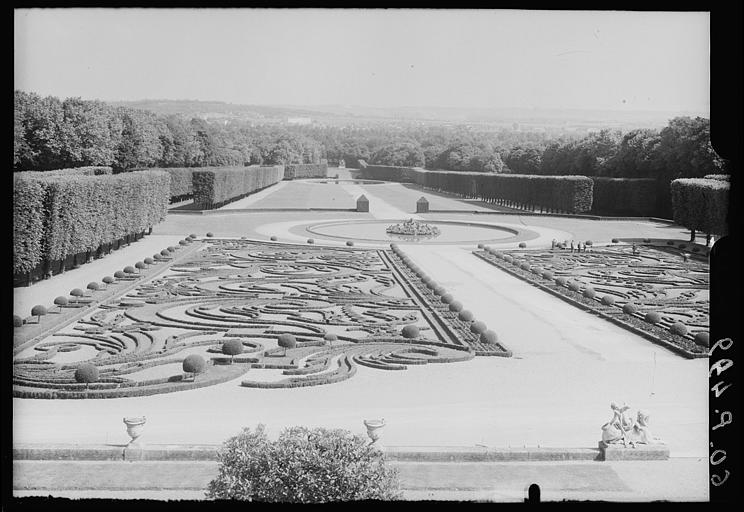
[146,168,195,199]
[591,178,657,216]
[360,165,594,214]
[670,178,729,236]
[17,166,113,177]
[192,165,284,209]
[13,170,170,276]
[283,163,328,180]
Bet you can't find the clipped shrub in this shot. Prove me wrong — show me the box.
[123,266,136,274]
[179,240,188,246]
[54,296,69,306]
[520,262,531,271]
[448,300,463,312]
[583,287,596,299]
[555,277,568,286]
[161,249,170,256]
[114,271,126,279]
[585,240,593,246]
[14,315,24,328]
[622,302,638,315]
[135,261,146,270]
[324,333,338,345]
[503,255,513,263]
[189,233,197,238]
[433,286,446,296]
[477,243,485,249]
[611,238,619,244]
[480,330,498,344]
[346,241,354,247]
[601,295,616,306]
[144,257,154,265]
[86,282,100,291]
[270,236,278,241]
[183,354,207,381]
[518,242,527,248]
[167,246,176,252]
[401,324,420,339]
[568,281,581,292]
[458,310,474,322]
[222,339,244,362]
[206,232,214,237]
[205,424,401,502]
[70,288,84,297]
[307,239,314,244]
[644,311,662,324]
[671,178,729,237]
[192,166,284,209]
[470,321,487,334]
[694,332,709,348]
[542,270,554,280]
[440,293,454,304]
[74,364,99,385]
[283,163,328,180]
[669,322,688,336]
[278,333,297,355]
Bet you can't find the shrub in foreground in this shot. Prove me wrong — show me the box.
[694,332,709,347]
[206,424,401,502]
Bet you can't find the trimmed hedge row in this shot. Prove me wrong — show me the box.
[283,163,328,180]
[704,174,730,181]
[146,167,195,199]
[192,165,284,209]
[670,178,729,236]
[361,165,594,214]
[13,170,170,276]
[17,166,113,177]
[591,178,657,216]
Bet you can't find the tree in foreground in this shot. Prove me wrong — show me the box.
[206,424,401,502]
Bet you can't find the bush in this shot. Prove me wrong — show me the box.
[669,322,688,336]
[622,302,638,315]
[54,296,69,306]
[168,246,177,252]
[542,270,554,280]
[503,255,513,263]
[518,242,527,248]
[448,300,463,312]
[401,324,420,339]
[480,330,498,344]
[346,241,354,247]
[278,333,297,355]
[144,257,154,265]
[70,288,84,297]
[433,286,446,296]
[161,249,170,256]
[307,239,314,244]
[611,238,619,244]
[601,295,616,306]
[644,311,662,324]
[206,232,214,237]
[583,287,596,299]
[568,281,581,292]
[270,236,278,241]
[113,271,126,279]
[222,339,244,362]
[470,321,487,334]
[14,315,24,328]
[704,174,730,181]
[520,262,531,271]
[555,277,568,286]
[477,243,485,249]
[440,293,454,304]
[671,178,729,236]
[189,233,197,238]
[123,266,136,274]
[324,333,338,344]
[86,282,100,291]
[135,261,146,270]
[192,166,284,209]
[458,310,474,322]
[147,167,194,199]
[183,354,207,379]
[206,424,401,502]
[694,332,709,347]
[179,240,187,246]
[74,363,99,384]
[585,240,593,246]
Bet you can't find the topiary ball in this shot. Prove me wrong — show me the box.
[503,255,513,263]
[520,262,531,271]
[277,333,297,349]
[585,240,593,246]
[13,315,23,328]
[568,281,581,292]
[693,332,709,348]
[123,266,136,274]
[622,302,638,315]
[54,296,69,306]
[440,293,454,304]
[433,286,446,296]
[346,241,354,247]
[103,276,115,284]
[531,267,542,275]
[542,270,554,280]
[611,238,619,244]
[114,271,126,279]
[448,300,463,312]
[168,246,177,252]
[324,333,338,343]
[70,288,85,297]
[135,261,146,269]
[161,250,170,256]
[401,324,420,339]
[670,322,688,336]
[206,232,214,237]
[470,321,487,334]
[183,354,206,374]
[87,282,100,291]
[270,236,278,241]
[518,242,527,248]
[74,363,99,384]
[583,287,596,299]
[644,311,662,324]
[222,339,244,357]
[601,295,615,306]
[31,305,47,317]
[179,240,188,246]
[144,257,154,265]
[477,243,485,249]
[189,233,197,238]
[458,310,474,322]
[307,239,314,244]
[480,330,498,344]
[424,278,435,288]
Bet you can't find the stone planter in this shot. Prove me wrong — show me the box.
[123,416,146,445]
[364,419,385,450]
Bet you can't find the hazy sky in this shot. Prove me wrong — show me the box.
[14,9,710,113]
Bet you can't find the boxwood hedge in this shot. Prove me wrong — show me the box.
[283,163,328,180]
[192,166,284,209]
[591,178,656,216]
[670,178,729,236]
[13,170,170,277]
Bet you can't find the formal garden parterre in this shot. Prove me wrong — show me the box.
[12,238,517,399]
[472,243,709,358]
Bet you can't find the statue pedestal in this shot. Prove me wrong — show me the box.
[598,441,669,461]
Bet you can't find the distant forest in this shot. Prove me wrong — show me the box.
[15,90,725,182]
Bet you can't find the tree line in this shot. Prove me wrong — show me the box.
[15,90,724,183]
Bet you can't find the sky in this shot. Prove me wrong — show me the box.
[14,9,710,113]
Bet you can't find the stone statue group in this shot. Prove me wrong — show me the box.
[601,402,664,448]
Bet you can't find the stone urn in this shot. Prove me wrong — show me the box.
[364,419,385,450]
[123,416,146,446]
